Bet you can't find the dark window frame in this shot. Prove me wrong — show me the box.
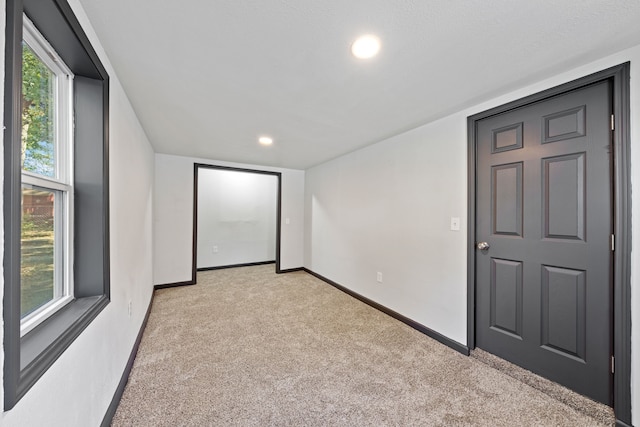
[3,0,110,410]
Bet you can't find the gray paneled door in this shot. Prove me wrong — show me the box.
[475,81,612,405]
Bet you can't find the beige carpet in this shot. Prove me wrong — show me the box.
[112,265,614,426]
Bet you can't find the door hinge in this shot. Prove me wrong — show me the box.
[611,114,615,131]
[611,356,615,374]
[611,234,615,251]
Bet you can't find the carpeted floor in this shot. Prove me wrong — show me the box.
[112,265,614,426]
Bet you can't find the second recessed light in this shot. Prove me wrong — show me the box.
[351,34,381,59]
[258,136,273,146]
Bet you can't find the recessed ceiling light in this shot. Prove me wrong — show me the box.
[258,136,273,146]
[351,34,381,59]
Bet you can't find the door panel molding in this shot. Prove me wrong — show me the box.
[490,258,523,338]
[540,265,586,361]
[492,122,523,153]
[542,105,587,143]
[542,152,586,241]
[467,63,631,424]
[491,162,524,236]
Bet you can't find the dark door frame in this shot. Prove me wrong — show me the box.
[192,163,283,282]
[466,63,631,425]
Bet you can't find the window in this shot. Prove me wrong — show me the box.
[20,16,75,335]
[3,0,110,410]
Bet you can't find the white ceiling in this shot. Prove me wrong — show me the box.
[78,0,640,170]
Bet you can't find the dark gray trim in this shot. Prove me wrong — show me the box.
[467,63,631,424]
[303,268,470,356]
[23,0,108,79]
[74,76,109,298]
[276,171,282,273]
[466,114,477,351]
[154,280,195,290]
[194,163,283,177]
[102,77,111,300]
[3,0,110,410]
[100,293,154,427]
[197,260,275,272]
[191,163,198,284]
[278,267,304,274]
[611,63,632,427]
[615,420,632,427]
[3,0,25,410]
[18,296,108,395]
[192,163,284,286]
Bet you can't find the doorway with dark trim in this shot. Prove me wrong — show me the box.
[192,163,283,282]
[467,63,631,425]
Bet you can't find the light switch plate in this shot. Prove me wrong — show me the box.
[450,217,461,231]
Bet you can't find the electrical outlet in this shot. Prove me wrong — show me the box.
[377,272,383,283]
[213,245,219,253]
[128,301,132,317]
[285,217,290,225]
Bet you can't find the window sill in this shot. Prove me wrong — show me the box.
[16,295,109,402]
[20,295,75,337]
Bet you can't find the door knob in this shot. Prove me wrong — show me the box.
[477,242,490,250]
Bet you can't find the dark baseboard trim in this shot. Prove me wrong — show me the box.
[303,268,470,356]
[277,267,304,274]
[156,261,279,289]
[154,280,195,290]
[616,420,632,427]
[197,260,275,272]
[100,293,155,427]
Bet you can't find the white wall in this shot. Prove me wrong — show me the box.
[154,154,304,284]
[0,0,156,425]
[305,114,469,343]
[197,169,277,268]
[305,46,640,423]
[0,1,635,424]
